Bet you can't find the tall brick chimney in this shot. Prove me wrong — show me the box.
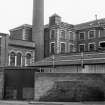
[32,0,44,61]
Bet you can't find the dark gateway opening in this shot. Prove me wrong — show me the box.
[3,67,39,100]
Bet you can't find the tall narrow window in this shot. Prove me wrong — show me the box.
[61,43,66,53]
[69,32,73,41]
[50,42,55,54]
[79,44,85,52]
[61,31,66,39]
[25,53,31,66]
[10,52,15,66]
[17,53,22,66]
[50,30,55,40]
[69,43,75,52]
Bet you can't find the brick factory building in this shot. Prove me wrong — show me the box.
[1,14,105,68]
[0,25,35,67]
[0,14,105,100]
[0,0,105,100]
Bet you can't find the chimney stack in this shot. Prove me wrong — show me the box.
[32,0,44,61]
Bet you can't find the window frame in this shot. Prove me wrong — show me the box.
[79,44,85,52]
[50,29,56,40]
[69,31,74,40]
[88,30,96,39]
[25,52,32,66]
[69,43,75,52]
[50,42,55,54]
[60,42,66,53]
[9,51,16,66]
[16,51,23,67]
[60,30,66,40]
[79,32,85,40]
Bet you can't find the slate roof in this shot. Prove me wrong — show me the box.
[33,51,105,67]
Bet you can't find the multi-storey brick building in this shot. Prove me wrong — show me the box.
[1,14,105,68]
[44,14,76,57]
[8,24,35,67]
[33,14,105,74]
[1,14,105,100]
[75,19,105,52]
[0,24,35,67]
[44,14,105,56]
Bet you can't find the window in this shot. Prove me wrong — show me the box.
[88,30,95,39]
[50,42,55,54]
[10,52,16,66]
[69,43,75,52]
[61,30,66,39]
[79,44,85,52]
[50,30,55,40]
[60,42,66,53]
[17,53,22,66]
[25,53,31,66]
[69,32,73,40]
[88,43,95,51]
[79,32,85,40]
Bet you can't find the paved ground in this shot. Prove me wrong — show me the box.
[0,101,105,105]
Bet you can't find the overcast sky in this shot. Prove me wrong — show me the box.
[0,0,105,33]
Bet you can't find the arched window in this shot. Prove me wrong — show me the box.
[17,53,22,66]
[25,53,31,66]
[10,52,16,66]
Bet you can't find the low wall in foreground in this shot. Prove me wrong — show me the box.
[34,73,105,102]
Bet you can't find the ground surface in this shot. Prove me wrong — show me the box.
[0,101,105,105]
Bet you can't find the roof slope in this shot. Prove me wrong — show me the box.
[33,52,105,67]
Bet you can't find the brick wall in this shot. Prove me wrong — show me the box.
[34,73,105,101]
[0,34,8,66]
[25,28,32,41]
[10,29,23,40]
